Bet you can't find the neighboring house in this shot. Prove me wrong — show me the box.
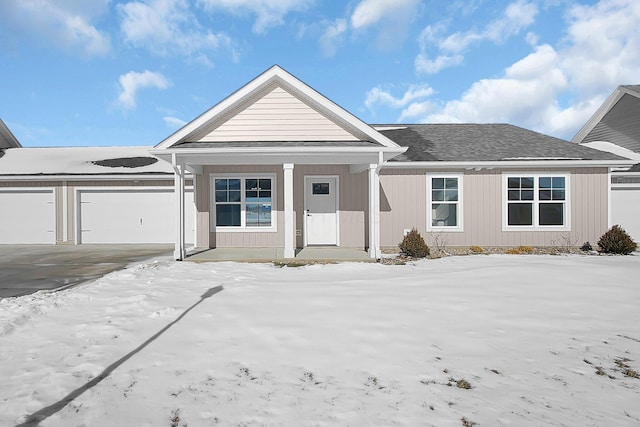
[1,66,633,259]
[572,85,640,241]
[0,146,195,244]
[0,119,21,149]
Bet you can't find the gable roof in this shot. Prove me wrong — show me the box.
[155,65,400,150]
[377,124,629,163]
[572,85,640,152]
[0,119,21,149]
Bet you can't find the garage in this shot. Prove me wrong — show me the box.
[77,188,195,244]
[611,185,640,242]
[0,189,56,244]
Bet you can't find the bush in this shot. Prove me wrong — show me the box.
[580,241,593,252]
[469,245,484,254]
[506,245,534,254]
[597,225,637,255]
[399,228,430,258]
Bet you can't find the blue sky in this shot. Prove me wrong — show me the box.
[1,0,638,147]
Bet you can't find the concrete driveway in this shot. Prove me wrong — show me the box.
[0,245,173,298]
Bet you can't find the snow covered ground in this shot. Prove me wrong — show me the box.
[1,254,639,426]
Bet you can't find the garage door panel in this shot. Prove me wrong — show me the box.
[79,189,194,244]
[0,190,55,244]
[611,188,640,242]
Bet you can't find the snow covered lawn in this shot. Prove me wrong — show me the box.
[1,255,639,426]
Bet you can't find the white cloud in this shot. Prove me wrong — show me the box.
[365,84,434,110]
[350,0,421,49]
[415,0,538,74]
[117,71,171,110]
[384,0,640,139]
[163,116,188,128]
[197,0,313,34]
[118,0,233,62]
[319,19,348,57]
[415,53,463,74]
[0,0,111,56]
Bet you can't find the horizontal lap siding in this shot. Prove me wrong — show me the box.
[380,168,610,248]
[199,87,358,142]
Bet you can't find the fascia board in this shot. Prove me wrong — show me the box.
[0,173,181,182]
[382,160,637,169]
[154,65,401,150]
[155,66,284,149]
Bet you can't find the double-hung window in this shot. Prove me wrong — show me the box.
[504,173,569,230]
[427,174,463,231]
[212,175,276,231]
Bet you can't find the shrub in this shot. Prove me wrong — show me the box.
[399,228,430,258]
[469,245,484,254]
[506,245,534,255]
[580,241,593,252]
[597,225,637,255]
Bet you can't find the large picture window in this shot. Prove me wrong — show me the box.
[427,174,463,231]
[504,174,569,229]
[212,175,276,231]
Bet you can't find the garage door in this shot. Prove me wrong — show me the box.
[0,189,55,244]
[78,189,194,244]
[611,187,640,242]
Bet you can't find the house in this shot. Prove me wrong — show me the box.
[1,66,634,259]
[572,85,640,241]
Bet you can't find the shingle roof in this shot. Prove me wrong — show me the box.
[376,124,627,162]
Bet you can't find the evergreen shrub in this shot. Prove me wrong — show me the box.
[597,225,637,255]
[399,228,430,258]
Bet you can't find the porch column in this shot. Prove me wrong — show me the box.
[172,154,186,261]
[368,163,381,259]
[283,163,295,258]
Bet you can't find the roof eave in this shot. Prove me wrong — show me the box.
[382,160,636,169]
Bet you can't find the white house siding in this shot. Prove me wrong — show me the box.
[379,167,610,249]
[197,86,358,143]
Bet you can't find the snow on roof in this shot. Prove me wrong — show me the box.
[582,141,640,162]
[0,146,174,176]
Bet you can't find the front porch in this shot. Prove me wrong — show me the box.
[185,246,375,263]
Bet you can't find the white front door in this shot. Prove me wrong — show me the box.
[305,176,338,245]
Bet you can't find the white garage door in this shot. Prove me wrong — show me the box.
[0,189,55,244]
[611,187,640,242]
[78,189,194,244]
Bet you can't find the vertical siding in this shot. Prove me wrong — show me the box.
[295,165,367,249]
[379,169,427,247]
[194,173,210,248]
[205,165,284,248]
[379,167,610,248]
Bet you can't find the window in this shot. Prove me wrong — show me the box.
[211,175,276,231]
[427,174,463,231]
[504,174,569,229]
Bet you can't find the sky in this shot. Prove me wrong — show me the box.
[0,0,638,147]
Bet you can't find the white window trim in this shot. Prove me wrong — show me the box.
[210,174,277,233]
[502,172,571,231]
[427,173,464,232]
